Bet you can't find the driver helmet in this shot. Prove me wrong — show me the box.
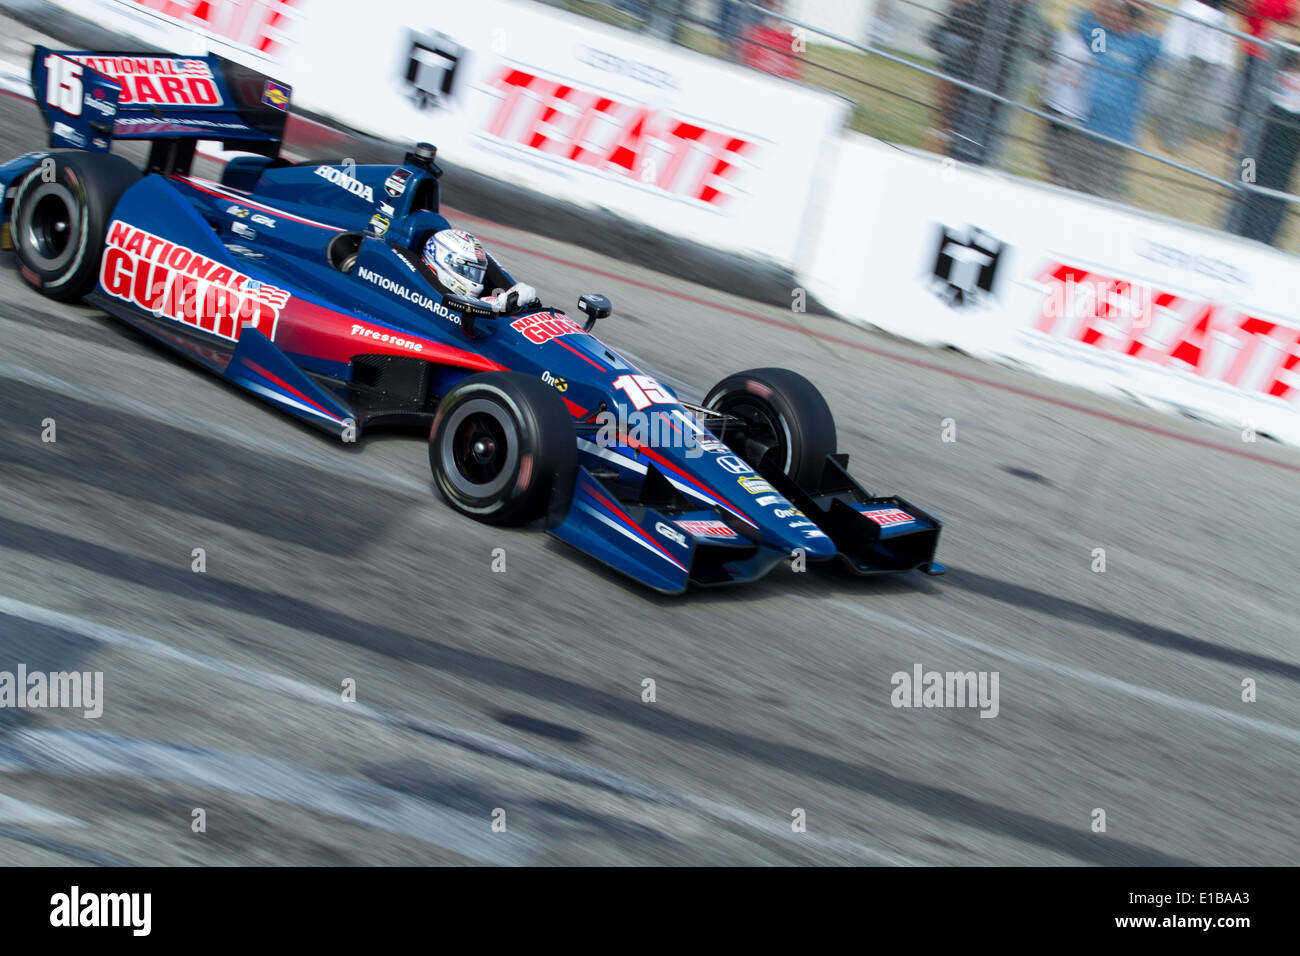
[423,229,487,297]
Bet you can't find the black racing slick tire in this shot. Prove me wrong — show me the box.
[703,367,837,487]
[9,150,140,302]
[429,372,577,526]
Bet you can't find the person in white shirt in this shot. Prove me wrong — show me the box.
[1040,28,1093,190]
[1154,0,1239,150]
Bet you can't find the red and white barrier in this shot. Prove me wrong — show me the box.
[48,0,847,264]
[39,0,1300,444]
[801,134,1300,445]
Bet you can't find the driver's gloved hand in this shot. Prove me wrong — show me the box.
[490,282,539,313]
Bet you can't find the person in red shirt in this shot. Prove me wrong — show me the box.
[1242,0,1294,52]
[738,0,803,79]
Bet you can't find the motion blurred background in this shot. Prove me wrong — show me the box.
[1,0,1297,869]
[540,0,1300,252]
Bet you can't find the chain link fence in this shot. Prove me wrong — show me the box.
[532,0,1300,253]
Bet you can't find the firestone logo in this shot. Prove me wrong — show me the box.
[349,323,425,353]
[99,221,289,341]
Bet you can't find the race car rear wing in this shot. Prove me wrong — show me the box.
[31,47,292,174]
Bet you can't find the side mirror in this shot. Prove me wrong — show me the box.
[442,293,495,337]
[577,293,612,332]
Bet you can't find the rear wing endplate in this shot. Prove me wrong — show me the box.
[31,47,292,172]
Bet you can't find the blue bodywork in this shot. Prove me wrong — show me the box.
[0,49,944,592]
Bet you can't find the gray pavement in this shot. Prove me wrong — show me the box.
[0,75,1298,866]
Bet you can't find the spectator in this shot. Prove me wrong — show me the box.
[1040,28,1093,190]
[738,1,803,78]
[617,1,654,24]
[643,0,688,43]
[1153,0,1238,151]
[1235,25,1300,242]
[1230,0,1296,150]
[872,0,901,46]
[927,0,1052,165]
[1074,0,1163,200]
[718,1,758,59]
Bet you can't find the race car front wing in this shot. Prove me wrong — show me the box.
[547,453,944,593]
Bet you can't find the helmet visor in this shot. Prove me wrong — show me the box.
[446,256,486,286]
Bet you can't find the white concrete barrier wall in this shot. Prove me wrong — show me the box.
[49,0,848,265]
[801,134,1300,445]
[40,1,1300,443]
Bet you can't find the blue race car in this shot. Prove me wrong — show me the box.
[1,48,944,592]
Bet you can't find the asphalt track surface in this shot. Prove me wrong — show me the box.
[1,75,1300,867]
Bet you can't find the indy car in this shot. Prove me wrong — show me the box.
[0,48,945,592]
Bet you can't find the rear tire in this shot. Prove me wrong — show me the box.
[429,372,576,525]
[703,367,837,487]
[9,150,140,301]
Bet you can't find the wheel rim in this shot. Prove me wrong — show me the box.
[711,396,792,473]
[439,399,519,499]
[20,182,80,272]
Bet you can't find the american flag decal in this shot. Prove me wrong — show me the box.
[244,279,291,309]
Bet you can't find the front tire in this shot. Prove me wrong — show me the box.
[703,367,837,487]
[9,150,140,301]
[429,372,576,525]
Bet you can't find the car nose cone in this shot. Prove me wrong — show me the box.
[764,521,837,560]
